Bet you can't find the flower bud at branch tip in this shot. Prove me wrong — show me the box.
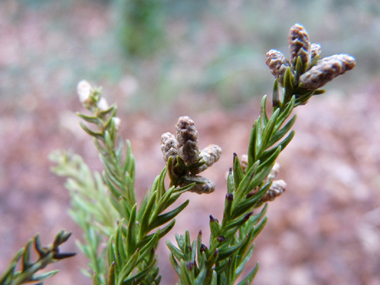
[265,24,355,93]
[77,80,92,103]
[176,116,199,165]
[161,132,179,163]
[288,23,310,64]
[193,144,222,174]
[299,54,356,89]
[266,50,290,84]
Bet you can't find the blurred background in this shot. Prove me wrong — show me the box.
[1,0,380,284]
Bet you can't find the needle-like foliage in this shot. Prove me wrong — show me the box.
[0,231,75,285]
[48,23,356,284]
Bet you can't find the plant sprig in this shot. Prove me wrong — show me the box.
[65,81,220,284]
[50,151,118,283]
[0,231,75,285]
[166,23,356,284]
[50,23,355,285]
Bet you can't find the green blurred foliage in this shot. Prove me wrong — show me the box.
[113,0,166,58]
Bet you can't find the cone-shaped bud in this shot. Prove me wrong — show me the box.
[261,180,287,202]
[176,116,199,165]
[288,24,310,64]
[161,132,179,163]
[193,144,222,174]
[266,49,291,84]
[299,54,356,89]
[183,176,215,194]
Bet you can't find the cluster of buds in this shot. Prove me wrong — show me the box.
[266,23,355,91]
[240,155,286,206]
[77,80,109,111]
[161,116,222,194]
[76,80,121,136]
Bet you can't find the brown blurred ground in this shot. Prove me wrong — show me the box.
[1,1,380,285]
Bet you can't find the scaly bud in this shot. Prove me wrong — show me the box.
[182,176,215,194]
[193,144,222,174]
[176,116,199,165]
[261,179,287,202]
[160,132,179,163]
[288,23,310,64]
[299,54,356,89]
[266,49,291,84]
